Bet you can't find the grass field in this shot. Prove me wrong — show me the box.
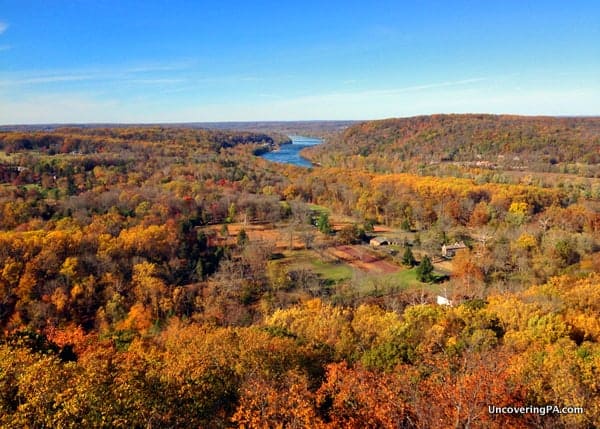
[269,246,449,299]
[275,249,353,284]
[308,203,330,214]
[353,267,446,297]
[310,258,353,282]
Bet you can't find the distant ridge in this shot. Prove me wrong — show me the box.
[307,114,600,171]
[0,120,358,133]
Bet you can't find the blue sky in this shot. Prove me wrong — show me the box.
[0,1,599,124]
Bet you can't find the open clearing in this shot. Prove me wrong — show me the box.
[271,249,353,284]
[205,223,455,278]
[205,222,326,250]
[327,245,400,274]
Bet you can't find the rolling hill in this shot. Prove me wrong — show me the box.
[307,114,600,173]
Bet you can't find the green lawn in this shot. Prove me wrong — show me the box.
[310,258,353,282]
[353,267,446,297]
[271,249,446,297]
[274,249,353,284]
[308,204,330,214]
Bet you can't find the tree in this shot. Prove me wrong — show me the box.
[416,255,434,282]
[219,223,229,238]
[413,350,533,429]
[469,201,491,227]
[337,224,363,245]
[237,228,248,247]
[316,212,332,234]
[232,371,319,428]
[506,201,529,226]
[131,262,167,321]
[554,238,580,268]
[226,202,236,223]
[452,249,484,298]
[316,362,415,428]
[400,218,411,231]
[299,229,315,249]
[401,246,416,267]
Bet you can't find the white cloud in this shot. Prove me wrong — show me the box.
[1,74,598,124]
[0,64,191,87]
[121,78,185,85]
[0,74,98,86]
[0,22,7,35]
[223,77,487,112]
[313,77,488,100]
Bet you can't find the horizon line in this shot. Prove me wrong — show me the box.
[2,113,600,129]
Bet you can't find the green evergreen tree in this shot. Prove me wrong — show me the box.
[400,218,411,231]
[416,255,434,282]
[402,246,416,267]
[316,212,332,234]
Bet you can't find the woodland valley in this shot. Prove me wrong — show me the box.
[0,114,600,428]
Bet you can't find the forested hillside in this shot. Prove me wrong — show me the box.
[306,114,600,175]
[0,125,599,427]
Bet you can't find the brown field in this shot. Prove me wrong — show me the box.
[327,245,400,274]
[372,225,394,234]
[330,222,394,235]
[202,223,411,275]
[203,222,325,250]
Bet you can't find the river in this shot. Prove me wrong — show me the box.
[260,135,322,167]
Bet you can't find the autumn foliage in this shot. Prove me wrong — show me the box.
[0,122,599,427]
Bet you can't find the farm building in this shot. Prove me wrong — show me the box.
[369,236,389,247]
[441,241,467,257]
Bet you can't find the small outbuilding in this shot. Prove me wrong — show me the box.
[436,295,453,306]
[441,241,467,257]
[369,236,389,247]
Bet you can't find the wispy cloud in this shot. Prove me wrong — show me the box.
[239,76,261,82]
[0,45,10,52]
[350,77,488,97]
[274,77,488,105]
[123,60,195,73]
[0,63,192,88]
[0,22,7,35]
[0,75,189,87]
[0,74,98,86]
[127,78,185,85]
[2,81,598,125]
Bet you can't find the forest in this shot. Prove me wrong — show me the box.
[305,114,600,177]
[0,116,599,428]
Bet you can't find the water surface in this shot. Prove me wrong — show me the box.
[260,135,322,167]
